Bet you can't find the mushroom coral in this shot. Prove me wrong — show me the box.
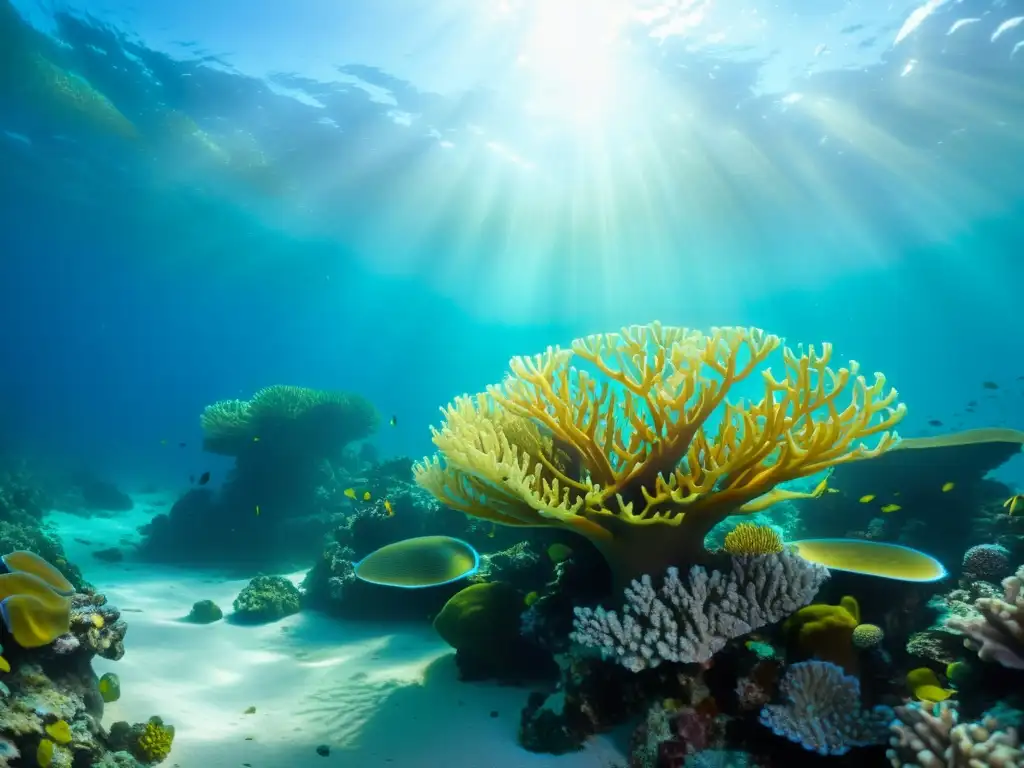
[413,324,905,587]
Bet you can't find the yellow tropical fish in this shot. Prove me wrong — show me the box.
[343,488,356,499]
[941,482,954,492]
[859,494,876,503]
[363,491,371,501]
[255,505,260,516]
[524,591,539,607]
[384,499,394,516]
[881,503,902,514]
[1005,495,1024,516]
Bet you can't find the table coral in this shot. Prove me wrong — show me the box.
[414,323,904,587]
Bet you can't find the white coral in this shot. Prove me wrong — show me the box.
[571,550,828,671]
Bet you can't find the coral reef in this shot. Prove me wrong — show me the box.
[414,323,904,589]
[139,385,379,568]
[0,470,85,590]
[571,550,827,671]
[231,575,300,624]
[0,577,167,767]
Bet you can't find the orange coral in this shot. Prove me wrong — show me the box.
[414,324,904,586]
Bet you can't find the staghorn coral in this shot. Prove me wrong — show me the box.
[887,701,1024,767]
[414,323,904,586]
[760,660,893,756]
[946,565,1024,669]
[571,550,828,671]
[722,522,783,556]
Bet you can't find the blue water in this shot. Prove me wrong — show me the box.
[3,0,1020,490]
[1,1,1023,765]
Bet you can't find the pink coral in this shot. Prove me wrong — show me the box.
[947,565,1024,669]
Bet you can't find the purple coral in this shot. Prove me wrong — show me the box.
[760,660,893,756]
[962,544,1012,581]
[571,550,828,671]
[947,565,1024,669]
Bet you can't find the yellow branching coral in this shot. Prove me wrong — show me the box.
[414,323,905,586]
[723,523,784,556]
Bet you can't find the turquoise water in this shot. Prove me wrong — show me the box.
[1,1,1023,766]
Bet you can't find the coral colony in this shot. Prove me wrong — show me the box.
[4,322,1024,766]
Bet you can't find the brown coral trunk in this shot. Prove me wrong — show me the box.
[592,512,730,596]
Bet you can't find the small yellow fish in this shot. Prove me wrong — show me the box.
[524,591,539,607]
[253,436,260,442]
[389,415,397,427]
[343,488,356,499]
[383,499,393,516]
[255,505,260,516]
[859,494,876,503]
[941,482,954,492]
[487,522,497,538]
[880,503,902,514]
[1005,495,1024,516]
[811,475,830,497]
[362,491,371,501]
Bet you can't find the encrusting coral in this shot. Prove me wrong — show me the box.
[414,323,904,586]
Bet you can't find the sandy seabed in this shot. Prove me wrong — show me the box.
[46,499,627,768]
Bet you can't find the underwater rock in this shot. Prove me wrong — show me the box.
[184,599,223,624]
[77,477,134,513]
[432,581,556,682]
[231,575,300,624]
[92,547,124,563]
